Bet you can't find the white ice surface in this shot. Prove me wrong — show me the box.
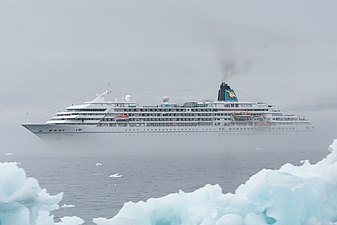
[0,162,83,225]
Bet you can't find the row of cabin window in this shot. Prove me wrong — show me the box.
[114,108,269,112]
[51,118,100,121]
[104,118,227,122]
[228,127,296,130]
[124,113,230,117]
[273,118,298,121]
[68,109,106,112]
[129,118,228,121]
[57,113,104,116]
[108,113,264,117]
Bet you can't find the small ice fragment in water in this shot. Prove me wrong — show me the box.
[96,163,103,166]
[5,153,14,156]
[109,173,123,178]
[61,204,76,208]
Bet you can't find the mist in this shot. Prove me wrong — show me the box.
[0,0,336,154]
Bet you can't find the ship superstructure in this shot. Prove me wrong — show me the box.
[22,83,314,138]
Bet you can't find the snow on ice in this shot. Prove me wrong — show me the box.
[0,162,83,225]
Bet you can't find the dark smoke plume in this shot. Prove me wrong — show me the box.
[219,54,251,82]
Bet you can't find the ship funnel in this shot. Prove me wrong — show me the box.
[217,82,238,102]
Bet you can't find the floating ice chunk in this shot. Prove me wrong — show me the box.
[36,212,84,225]
[93,139,337,225]
[5,152,14,156]
[109,173,123,178]
[0,162,83,225]
[96,162,103,166]
[0,162,62,225]
[61,204,76,208]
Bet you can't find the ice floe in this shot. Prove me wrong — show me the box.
[61,204,76,208]
[109,173,123,178]
[0,162,83,225]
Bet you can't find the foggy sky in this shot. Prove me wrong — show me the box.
[1,0,337,153]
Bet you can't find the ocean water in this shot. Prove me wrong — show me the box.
[7,148,326,225]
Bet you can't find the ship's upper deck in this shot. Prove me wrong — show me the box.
[44,83,311,128]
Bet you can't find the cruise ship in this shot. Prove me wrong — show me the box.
[22,83,315,152]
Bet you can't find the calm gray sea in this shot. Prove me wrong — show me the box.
[10,149,327,225]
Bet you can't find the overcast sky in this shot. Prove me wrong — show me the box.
[1,0,337,153]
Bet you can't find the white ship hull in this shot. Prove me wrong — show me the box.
[22,123,317,153]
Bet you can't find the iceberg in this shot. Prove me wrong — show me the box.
[93,139,337,225]
[0,162,83,225]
